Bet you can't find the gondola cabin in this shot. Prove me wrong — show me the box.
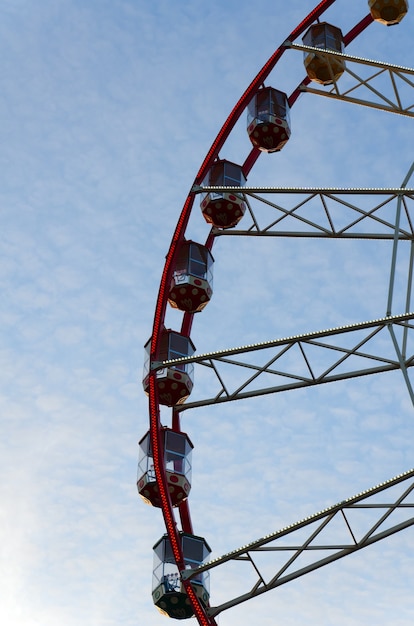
[152,533,211,619]
[200,159,246,229]
[143,330,195,406]
[302,22,345,85]
[247,87,291,153]
[368,0,408,25]
[168,241,214,313]
[137,428,194,508]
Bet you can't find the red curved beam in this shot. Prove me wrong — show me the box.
[147,3,375,625]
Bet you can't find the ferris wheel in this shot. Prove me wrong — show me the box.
[138,1,414,624]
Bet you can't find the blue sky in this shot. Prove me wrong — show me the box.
[1,1,414,625]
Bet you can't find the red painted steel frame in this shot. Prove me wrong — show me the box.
[146,3,373,625]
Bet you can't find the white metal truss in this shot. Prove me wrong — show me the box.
[154,312,414,410]
[283,43,414,117]
[167,181,414,410]
[191,186,414,239]
[181,468,414,617]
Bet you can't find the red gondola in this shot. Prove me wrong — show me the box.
[200,159,246,229]
[152,533,211,620]
[368,0,409,25]
[137,428,194,508]
[143,330,195,406]
[247,87,291,153]
[168,241,214,313]
[302,22,345,85]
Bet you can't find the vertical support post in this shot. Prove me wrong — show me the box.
[387,160,414,317]
[402,240,414,358]
[387,161,414,407]
[386,193,402,317]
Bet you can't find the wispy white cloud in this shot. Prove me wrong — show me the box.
[1,1,414,625]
